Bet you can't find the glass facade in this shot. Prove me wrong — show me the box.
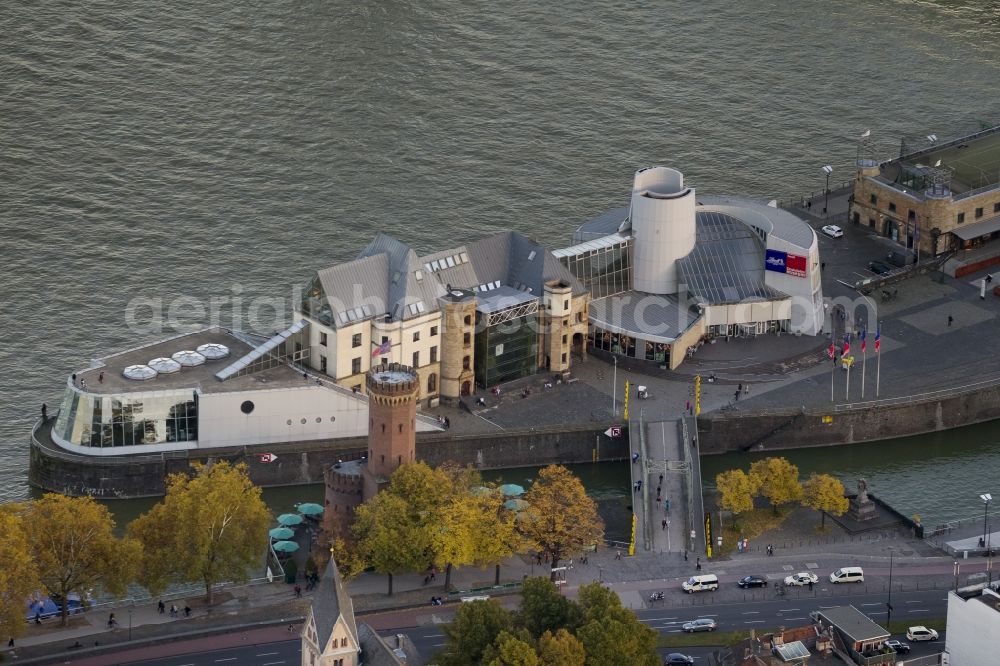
[589,326,670,365]
[52,386,198,448]
[558,240,632,298]
[474,312,538,388]
[300,276,334,326]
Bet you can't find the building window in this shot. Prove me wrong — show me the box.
[463,355,471,370]
[564,299,569,310]
[888,202,896,213]
[413,331,420,342]
[463,332,471,346]
[561,352,567,364]
[976,207,984,219]
[428,373,437,393]
[431,325,438,336]
[562,334,568,344]
[353,384,361,393]
[958,212,965,224]
[320,356,327,373]
[352,357,361,374]
[399,424,403,433]
[412,351,419,367]
[994,202,1000,213]
[381,335,389,344]
[319,332,328,347]
[464,315,471,326]
[870,193,877,205]
[908,209,915,221]
[352,333,362,348]
[430,346,438,363]
[868,217,875,228]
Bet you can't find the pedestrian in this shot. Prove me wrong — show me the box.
[98,371,104,383]
[632,452,639,463]
[685,400,690,412]
[696,557,702,571]
[8,637,14,648]
[41,403,48,420]
[616,550,622,560]
[738,383,743,395]
[743,538,749,552]
[158,600,165,614]
[431,567,437,581]
[662,519,667,530]
[948,315,953,327]
[807,201,812,210]
[107,613,116,629]
[34,612,41,625]
[734,389,740,402]
[684,550,688,561]
[288,624,295,633]
[170,605,177,617]
[294,584,302,597]
[656,485,661,496]
[636,480,642,492]
[737,539,743,553]
[184,606,191,617]
[665,498,670,512]
[744,384,750,397]
[821,261,826,270]
[808,579,814,591]
[582,554,588,565]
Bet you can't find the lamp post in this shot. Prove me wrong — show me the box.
[612,355,618,416]
[821,165,834,214]
[128,608,133,641]
[982,493,993,549]
[885,547,895,627]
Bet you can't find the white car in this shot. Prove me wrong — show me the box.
[821,224,844,238]
[784,572,819,586]
[906,626,939,641]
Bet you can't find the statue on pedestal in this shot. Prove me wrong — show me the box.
[848,477,876,522]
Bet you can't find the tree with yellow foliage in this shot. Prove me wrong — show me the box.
[748,457,803,514]
[353,490,432,595]
[0,509,41,639]
[128,462,270,604]
[537,628,586,666]
[801,473,849,527]
[517,466,604,577]
[715,469,755,520]
[23,494,139,626]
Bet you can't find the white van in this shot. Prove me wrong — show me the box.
[829,567,864,584]
[681,574,719,593]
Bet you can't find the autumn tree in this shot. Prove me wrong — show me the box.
[128,462,270,604]
[23,494,139,626]
[537,628,586,666]
[483,630,541,666]
[517,466,604,577]
[353,490,433,595]
[801,473,849,527]
[749,457,803,514]
[573,582,659,666]
[715,469,755,524]
[437,599,514,666]
[466,488,522,586]
[0,509,41,639]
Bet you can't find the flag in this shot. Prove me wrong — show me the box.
[860,327,867,353]
[371,339,391,358]
[843,333,851,357]
[874,325,881,353]
[827,340,835,359]
[861,129,871,138]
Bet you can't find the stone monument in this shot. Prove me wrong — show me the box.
[848,478,877,522]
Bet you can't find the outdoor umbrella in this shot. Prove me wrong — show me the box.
[500,484,525,497]
[272,540,300,553]
[277,513,303,526]
[471,486,494,496]
[297,503,324,517]
[269,527,294,540]
[503,499,529,511]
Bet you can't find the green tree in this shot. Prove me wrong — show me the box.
[128,462,270,604]
[517,577,578,638]
[437,599,514,666]
[353,491,432,595]
[715,469,755,520]
[537,628,586,666]
[484,630,541,666]
[0,509,41,639]
[470,489,522,586]
[801,473,849,527]
[23,494,139,626]
[749,457,803,514]
[517,466,604,577]
[574,582,658,666]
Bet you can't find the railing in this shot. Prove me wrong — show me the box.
[835,373,1000,411]
[897,654,942,666]
[953,181,1000,201]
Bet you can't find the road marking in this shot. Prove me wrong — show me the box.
[781,608,800,612]
[860,603,881,607]
[905,600,923,604]
[644,617,678,621]
[257,653,279,657]
[262,662,285,665]
[215,660,237,663]
[744,620,765,624]
[742,611,759,615]
[907,609,930,613]
[434,642,446,647]
[784,616,806,620]
[425,633,444,638]
[819,606,835,609]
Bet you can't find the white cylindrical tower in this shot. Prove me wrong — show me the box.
[630,167,696,294]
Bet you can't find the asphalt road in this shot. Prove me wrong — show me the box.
[120,641,300,666]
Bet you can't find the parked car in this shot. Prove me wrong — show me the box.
[822,224,844,238]
[829,566,865,583]
[868,260,892,275]
[783,572,819,586]
[738,575,768,588]
[682,618,718,633]
[665,654,695,665]
[681,574,719,593]
[906,626,938,641]
[885,639,911,654]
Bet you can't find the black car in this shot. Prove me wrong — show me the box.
[869,260,892,275]
[665,654,695,665]
[738,575,768,588]
[885,640,910,654]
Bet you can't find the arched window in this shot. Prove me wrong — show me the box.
[428,373,437,393]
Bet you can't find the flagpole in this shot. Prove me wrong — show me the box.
[861,344,867,399]
[876,348,881,397]
[846,358,851,401]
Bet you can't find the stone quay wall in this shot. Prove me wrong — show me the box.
[29,422,627,499]
[697,382,1000,454]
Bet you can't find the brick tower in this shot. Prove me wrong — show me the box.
[362,362,419,500]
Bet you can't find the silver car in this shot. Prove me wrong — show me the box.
[682,618,718,633]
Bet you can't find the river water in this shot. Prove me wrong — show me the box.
[3,1,1000,513]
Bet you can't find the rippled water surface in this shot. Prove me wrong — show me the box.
[2,1,999,509]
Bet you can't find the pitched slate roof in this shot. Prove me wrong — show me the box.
[312,557,358,651]
[358,622,420,665]
[310,230,586,328]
